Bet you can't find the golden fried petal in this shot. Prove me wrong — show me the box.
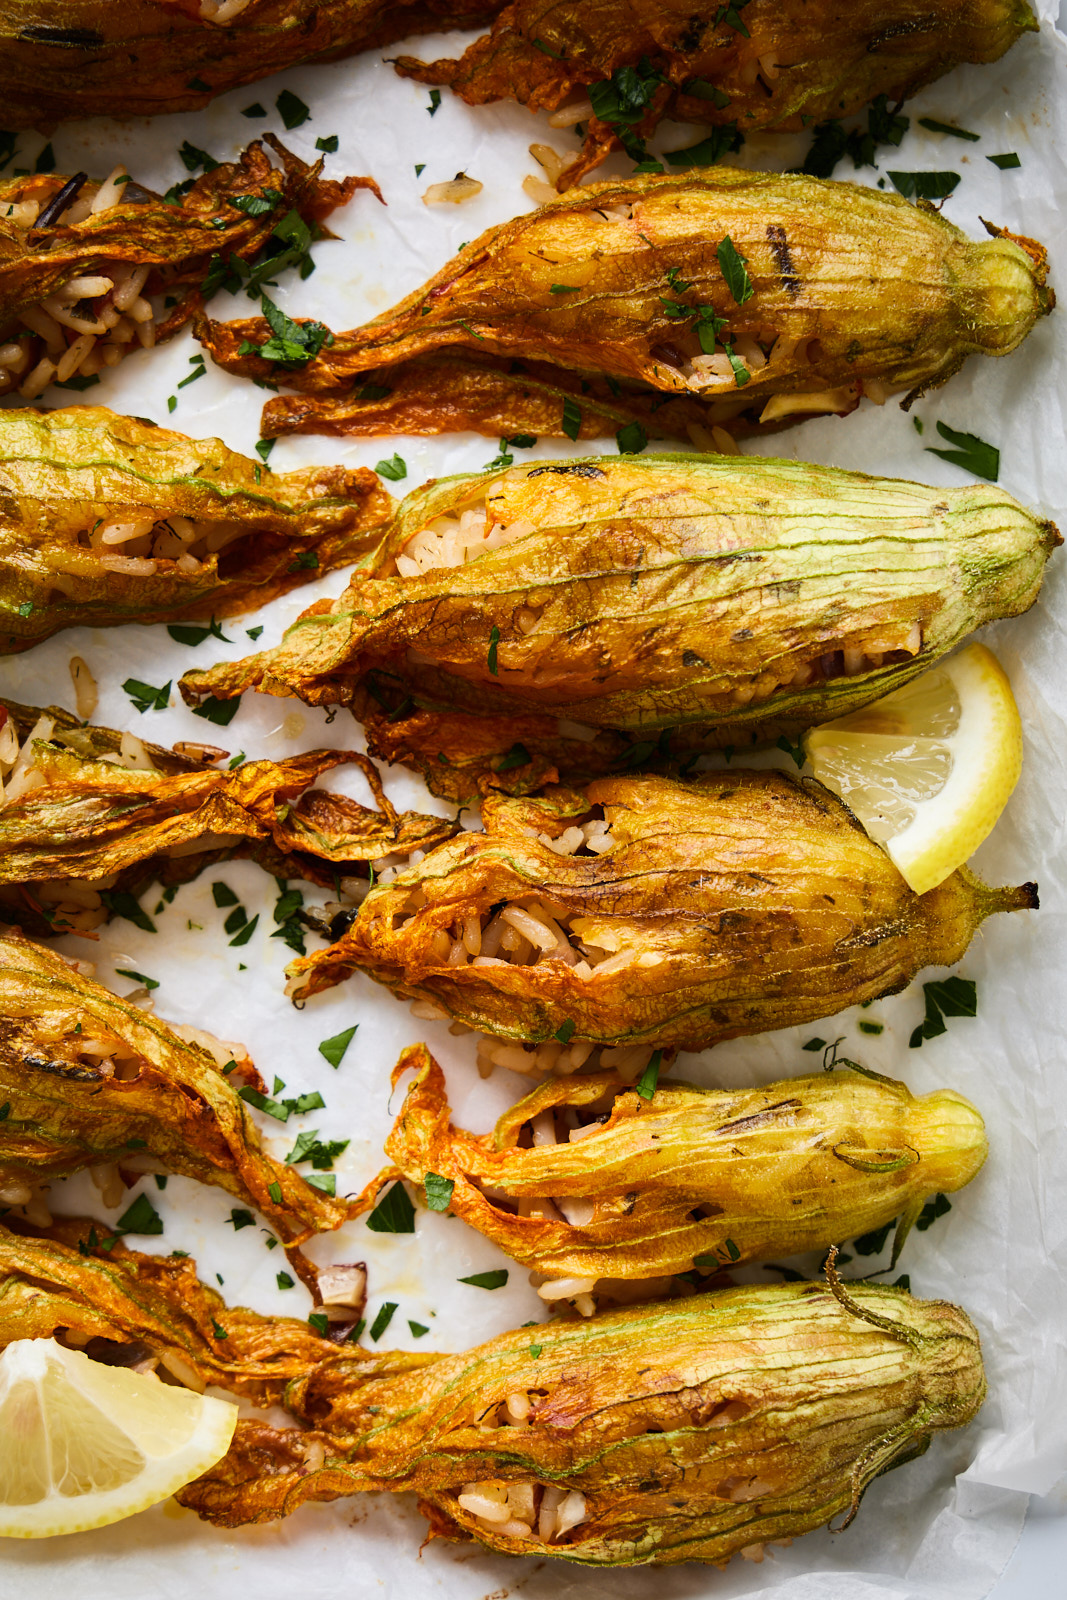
[283,771,1037,1046]
[0,700,457,933]
[179,453,1058,794]
[394,0,1037,184]
[0,138,376,334]
[0,406,392,651]
[0,1219,340,1402]
[0,2,507,127]
[374,1044,987,1280]
[0,931,348,1244]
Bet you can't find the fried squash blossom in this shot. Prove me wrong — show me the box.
[371,1045,988,1286]
[196,171,1054,445]
[0,1,507,127]
[0,137,375,403]
[283,772,1037,1052]
[397,0,1038,188]
[180,454,1059,797]
[0,406,392,650]
[0,932,348,1249]
[0,697,455,937]
[0,1221,987,1566]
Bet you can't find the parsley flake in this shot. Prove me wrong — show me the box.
[192,695,241,726]
[487,624,500,675]
[424,1172,454,1212]
[459,1269,509,1290]
[925,421,999,482]
[375,453,407,481]
[918,117,978,141]
[122,677,170,713]
[987,152,1021,170]
[561,395,581,440]
[616,420,648,454]
[276,89,310,129]
[716,235,753,305]
[366,1181,416,1234]
[114,968,159,991]
[115,1193,164,1236]
[887,170,959,200]
[319,1025,358,1068]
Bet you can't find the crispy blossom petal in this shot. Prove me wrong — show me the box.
[370,1046,988,1280]
[179,453,1059,798]
[195,172,1053,441]
[282,771,1037,1047]
[0,1219,340,1402]
[0,2,507,127]
[0,1222,986,1565]
[0,406,393,651]
[0,932,348,1244]
[394,0,1037,185]
[0,699,456,933]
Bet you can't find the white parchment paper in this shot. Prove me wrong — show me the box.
[1,7,1066,1595]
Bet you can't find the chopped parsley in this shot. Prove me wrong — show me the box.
[308,1311,329,1336]
[356,382,391,401]
[167,617,230,646]
[375,454,407,481]
[228,189,282,218]
[238,293,332,366]
[663,125,743,169]
[366,1181,416,1233]
[887,170,960,200]
[247,625,264,640]
[909,975,977,1048]
[487,624,500,675]
[616,420,648,454]
[409,1321,430,1338]
[987,152,1021,170]
[588,58,665,161]
[925,421,999,482]
[635,1049,662,1100]
[114,968,158,991]
[122,677,171,713]
[212,882,239,908]
[271,884,307,955]
[550,283,580,294]
[554,1020,576,1044]
[423,1172,454,1212]
[918,117,978,141]
[241,102,267,119]
[178,140,217,174]
[238,1085,325,1124]
[315,135,339,153]
[561,396,582,440]
[915,1191,952,1230]
[497,742,531,771]
[228,1208,255,1230]
[277,1270,294,1289]
[192,695,241,726]
[319,1024,358,1067]
[288,551,319,571]
[458,1269,509,1290]
[99,891,156,934]
[716,235,753,305]
[115,1193,164,1236]
[775,734,806,768]
[370,1302,398,1340]
[229,914,259,948]
[268,1182,282,1203]
[286,1131,349,1170]
[255,438,275,462]
[858,1020,884,1035]
[276,89,310,130]
[427,90,442,116]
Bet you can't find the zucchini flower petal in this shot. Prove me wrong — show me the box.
[373,1044,987,1283]
[395,0,1037,187]
[283,771,1037,1050]
[179,453,1059,798]
[0,931,348,1246]
[0,406,392,651]
[195,171,1053,441]
[0,1217,342,1401]
[0,2,507,127]
[0,137,378,404]
[0,696,456,937]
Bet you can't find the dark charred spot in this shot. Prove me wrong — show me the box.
[766,223,801,298]
[682,650,705,668]
[527,464,607,481]
[18,25,104,45]
[329,908,359,943]
[22,1053,99,1083]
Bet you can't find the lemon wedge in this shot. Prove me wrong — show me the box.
[0,1338,237,1537]
[803,642,1022,896]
